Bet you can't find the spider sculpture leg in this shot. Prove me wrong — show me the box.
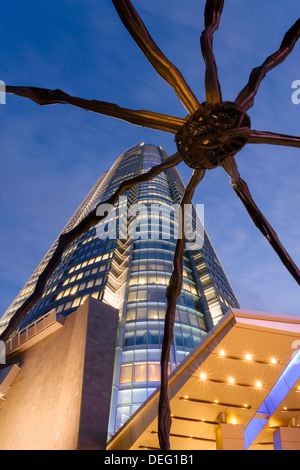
[220,17,300,286]
[158,168,206,451]
[222,156,300,285]
[248,129,300,148]
[235,18,300,110]
[200,0,224,103]
[5,86,185,134]
[0,152,182,343]
[111,0,201,114]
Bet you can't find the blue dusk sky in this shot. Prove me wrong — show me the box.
[0,0,299,318]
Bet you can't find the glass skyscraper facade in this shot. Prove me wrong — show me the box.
[0,143,239,435]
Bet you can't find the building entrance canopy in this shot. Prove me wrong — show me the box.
[107,308,300,450]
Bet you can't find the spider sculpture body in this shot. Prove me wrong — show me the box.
[1,0,300,450]
[175,101,251,169]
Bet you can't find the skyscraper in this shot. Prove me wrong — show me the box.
[0,143,239,436]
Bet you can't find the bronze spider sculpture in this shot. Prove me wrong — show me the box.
[1,0,300,450]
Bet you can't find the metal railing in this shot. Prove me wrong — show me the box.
[6,309,57,354]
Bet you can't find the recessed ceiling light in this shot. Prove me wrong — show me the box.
[200,372,207,381]
[245,354,252,361]
[219,350,226,357]
[228,377,235,384]
[255,381,263,388]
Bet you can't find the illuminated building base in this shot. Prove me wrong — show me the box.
[0,304,299,450]
[107,308,300,451]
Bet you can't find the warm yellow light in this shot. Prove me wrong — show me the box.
[201,418,205,421]
[283,407,287,411]
[214,399,219,403]
[245,354,252,361]
[270,357,278,364]
[228,377,235,384]
[244,404,248,408]
[200,372,207,381]
[255,381,263,388]
[184,395,189,399]
[219,350,226,357]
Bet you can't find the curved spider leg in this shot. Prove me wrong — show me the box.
[6,86,185,134]
[200,0,224,104]
[222,156,300,285]
[248,130,300,149]
[158,168,206,450]
[0,152,183,343]
[111,0,201,114]
[235,18,300,111]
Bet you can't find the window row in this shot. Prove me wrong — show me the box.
[120,348,189,369]
[77,240,114,256]
[121,348,161,364]
[45,270,64,288]
[139,182,171,192]
[138,187,172,197]
[127,286,198,304]
[17,287,102,330]
[62,264,106,287]
[56,276,105,300]
[61,242,79,261]
[134,239,176,249]
[123,329,202,349]
[133,250,175,262]
[128,275,197,294]
[125,306,205,329]
[82,232,99,245]
[130,259,195,281]
[68,252,112,274]
[114,403,151,432]
[117,387,156,406]
[131,260,173,273]
[119,362,165,384]
[69,246,113,267]
[55,290,102,314]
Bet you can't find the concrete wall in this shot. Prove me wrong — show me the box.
[273,427,300,451]
[0,296,118,450]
